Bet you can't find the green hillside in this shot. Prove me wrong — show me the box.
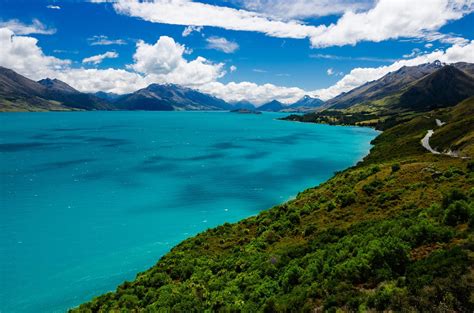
[73,98,474,312]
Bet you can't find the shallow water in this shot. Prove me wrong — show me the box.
[0,111,378,312]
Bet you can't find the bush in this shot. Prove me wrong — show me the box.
[442,189,467,209]
[443,200,471,226]
[337,192,356,207]
[391,163,401,173]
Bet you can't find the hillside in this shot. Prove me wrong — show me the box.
[0,67,114,111]
[114,83,231,111]
[285,63,474,129]
[0,67,71,111]
[322,61,444,110]
[259,100,285,111]
[73,97,474,311]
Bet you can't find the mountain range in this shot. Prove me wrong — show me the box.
[0,66,324,112]
[285,61,474,129]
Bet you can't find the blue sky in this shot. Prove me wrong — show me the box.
[0,0,473,104]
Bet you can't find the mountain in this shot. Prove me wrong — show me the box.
[0,67,113,111]
[284,62,474,130]
[453,62,474,77]
[289,95,324,109]
[38,78,114,110]
[94,91,121,101]
[258,99,285,111]
[115,83,231,111]
[323,61,445,110]
[229,100,256,110]
[397,65,474,111]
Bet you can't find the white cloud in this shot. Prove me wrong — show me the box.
[110,0,473,48]
[310,53,397,63]
[0,28,69,80]
[327,68,334,76]
[88,35,127,46]
[199,81,305,105]
[82,51,119,65]
[239,0,373,20]
[0,19,56,35]
[206,36,239,53]
[310,0,473,47]
[312,40,474,100]
[112,0,320,40]
[182,25,203,37]
[230,65,237,72]
[402,48,422,58]
[425,43,434,48]
[46,5,61,9]
[252,69,267,73]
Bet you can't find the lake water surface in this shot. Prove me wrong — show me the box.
[0,111,378,312]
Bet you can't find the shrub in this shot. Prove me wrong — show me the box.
[442,189,467,209]
[339,192,356,207]
[443,200,471,226]
[391,163,401,173]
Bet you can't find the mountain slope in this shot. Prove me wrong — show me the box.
[0,67,69,111]
[115,84,231,111]
[289,95,324,109]
[38,78,114,110]
[286,63,474,129]
[0,67,114,111]
[258,99,285,111]
[397,65,474,111]
[323,61,444,110]
[73,98,474,312]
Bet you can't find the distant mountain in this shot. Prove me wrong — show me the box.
[289,95,324,109]
[230,100,256,110]
[94,91,121,101]
[38,78,114,110]
[323,61,445,110]
[258,100,285,112]
[115,83,231,111]
[0,67,115,111]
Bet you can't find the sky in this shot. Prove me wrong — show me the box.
[0,0,473,105]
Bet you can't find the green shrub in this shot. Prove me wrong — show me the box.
[443,200,471,226]
[391,163,401,173]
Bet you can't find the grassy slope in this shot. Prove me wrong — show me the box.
[73,100,474,312]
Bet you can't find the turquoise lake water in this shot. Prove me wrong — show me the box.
[0,111,378,312]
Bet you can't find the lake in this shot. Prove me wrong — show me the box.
[0,111,378,312]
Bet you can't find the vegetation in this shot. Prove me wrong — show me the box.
[73,98,474,312]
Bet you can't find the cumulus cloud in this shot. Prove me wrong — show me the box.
[0,19,56,35]
[82,51,119,65]
[309,0,473,48]
[110,0,473,48]
[327,68,334,76]
[312,40,474,100]
[46,5,61,10]
[182,25,203,36]
[0,28,69,80]
[230,65,237,72]
[206,36,239,53]
[88,35,127,46]
[199,81,306,105]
